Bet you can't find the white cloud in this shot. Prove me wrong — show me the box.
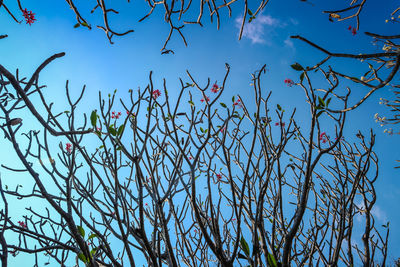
[290,18,299,25]
[284,37,294,49]
[235,14,281,44]
[355,201,388,223]
[371,205,388,223]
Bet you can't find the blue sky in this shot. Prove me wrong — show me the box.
[1,0,400,265]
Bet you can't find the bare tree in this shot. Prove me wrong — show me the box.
[0,1,397,266]
[1,0,269,52]
[0,51,389,266]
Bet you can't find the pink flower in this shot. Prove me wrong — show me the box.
[211,84,219,93]
[18,221,27,228]
[188,156,192,160]
[348,26,357,35]
[201,96,210,103]
[111,111,121,119]
[216,174,222,180]
[233,99,243,108]
[152,90,161,99]
[65,143,72,153]
[284,79,294,87]
[319,132,329,143]
[22,9,36,25]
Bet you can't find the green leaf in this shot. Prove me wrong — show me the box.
[88,233,97,240]
[78,252,87,263]
[240,236,250,257]
[232,96,235,102]
[291,63,304,71]
[318,96,325,107]
[77,226,85,238]
[267,253,278,267]
[116,146,122,151]
[220,102,227,108]
[109,126,117,136]
[200,127,204,133]
[300,72,305,83]
[188,100,194,106]
[95,130,101,138]
[117,125,124,136]
[90,248,97,256]
[326,97,332,107]
[277,104,282,111]
[73,23,80,28]
[81,22,89,27]
[90,110,97,127]
[247,9,253,16]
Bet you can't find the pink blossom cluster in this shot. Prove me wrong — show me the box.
[201,96,210,103]
[18,221,27,228]
[211,84,219,93]
[152,89,161,99]
[284,79,294,87]
[112,111,121,119]
[348,26,357,35]
[22,9,36,25]
[65,143,72,153]
[319,132,329,143]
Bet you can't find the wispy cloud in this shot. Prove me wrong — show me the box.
[235,14,281,44]
[284,36,294,49]
[355,202,388,223]
[371,205,388,223]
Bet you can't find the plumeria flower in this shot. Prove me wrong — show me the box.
[233,99,243,108]
[18,221,27,228]
[348,26,357,35]
[111,111,121,119]
[284,79,294,87]
[22,8,36,25]
[65,143,72,153]
[211,84,219,93]
[152,89,161,99]
[200,96,210,103]
[319,132,329,143]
